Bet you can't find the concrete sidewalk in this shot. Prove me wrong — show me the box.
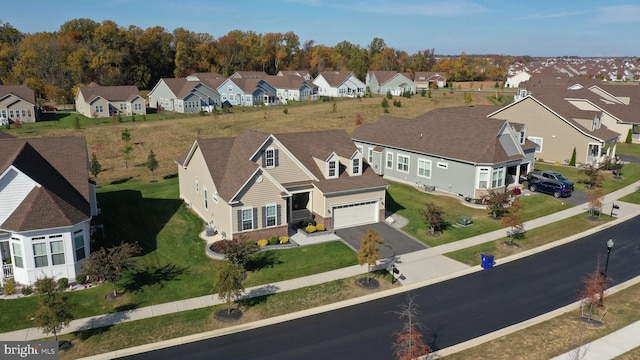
[2,181,639,358]
[550,321,640,360]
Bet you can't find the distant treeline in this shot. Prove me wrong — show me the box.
[0,18,521,101]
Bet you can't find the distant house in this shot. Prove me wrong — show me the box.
[277,70,313,81]
[176,130,388,240]
[352,106,536,200]
[0,85,39,125]
[313,71,366,98]
[217,77,279,106]
[264,75,318,102]
[148,76,222,113]
[413,72,446,90]
[505,71,532,88]
[230,71,269,79]
[488,92,620,165]
[366,71,416,95]
[76,83,146,118]
[0,136,97,286]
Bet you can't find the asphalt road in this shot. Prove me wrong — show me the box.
[120,215,640,360]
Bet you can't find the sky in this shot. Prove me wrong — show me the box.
[2,0,640,57]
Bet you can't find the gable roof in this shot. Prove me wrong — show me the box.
[178,130,387,202]
[78,83,141,102]
[315,71,358,87]
[368,71,412,85]
[352,106,523,164]
[0,136,91,231]
[0,85,36,104]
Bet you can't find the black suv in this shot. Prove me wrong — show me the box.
[528,179,572,198]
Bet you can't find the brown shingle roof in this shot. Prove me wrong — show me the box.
[181,129,387,202]
[351,107,521,164]
[78,84,141,102]
[0,85,36,104]
[0,136,91,231]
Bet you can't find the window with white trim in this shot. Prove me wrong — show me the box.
[528,136,543,153]
[95,105,103,113]
[368,148,373,163]
[134,103,142,110]
[386,152,393,169]
[478,167,489,189]
[241,208,253,231]
[204,188,208,209]
[397,155,409,173]
[33,243,48,268]
[519,130,526,144]
[492,167,505,188]
[50,240,65,265]
[265,204,277,227]
[12,242,23,268]
[265,148,275,167]
[328,160,337,178]
[417,159,431,178]
[352,158,360,175]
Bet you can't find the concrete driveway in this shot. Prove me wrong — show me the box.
[333,222,427,258]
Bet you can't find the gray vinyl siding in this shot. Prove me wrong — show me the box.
[148,80,177,111]
[498,132,521,156]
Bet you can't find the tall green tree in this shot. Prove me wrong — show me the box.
[358,228,383,282]
[216,261,245,313]
[32,277,74,342]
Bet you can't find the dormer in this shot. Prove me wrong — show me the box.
[326,153,339,179]
[349,150,362,176]
[263,146,278,168]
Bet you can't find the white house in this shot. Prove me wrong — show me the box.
[313,71,366,98]
[1,136,97,286]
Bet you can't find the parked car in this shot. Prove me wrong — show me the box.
[528,179,572,198]
[40,105,58,112]
[527,170,574,191]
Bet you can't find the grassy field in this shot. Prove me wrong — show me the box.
[3,90,492,186]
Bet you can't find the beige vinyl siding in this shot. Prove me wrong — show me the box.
[258,142,315,183]
[178,146,233,237]
[232,172,286,231]
[492,98,598,163]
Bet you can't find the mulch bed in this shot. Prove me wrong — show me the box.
[214,308,243,322]
[356,277,380,289]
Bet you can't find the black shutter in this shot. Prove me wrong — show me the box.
[237,210,242,232]
[274,149,279,166]
[276,204,282,225]
[253,208,258,229]
[262,206,266,228]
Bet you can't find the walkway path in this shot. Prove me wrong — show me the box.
[2,182,640,360]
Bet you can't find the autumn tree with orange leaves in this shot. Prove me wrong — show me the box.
[392,295,432,360]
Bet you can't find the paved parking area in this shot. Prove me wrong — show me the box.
[333,222,427,258]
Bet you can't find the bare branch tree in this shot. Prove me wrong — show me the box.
[391,295,432,360]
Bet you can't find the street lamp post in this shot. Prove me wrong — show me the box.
[600,238,614,306]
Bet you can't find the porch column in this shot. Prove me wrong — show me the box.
[515,165,521,185]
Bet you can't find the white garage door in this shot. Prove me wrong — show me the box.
[332,200,378,229]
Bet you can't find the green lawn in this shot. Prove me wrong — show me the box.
[445,212,614,265]
[0,177,356,333]
[386,181,572,247]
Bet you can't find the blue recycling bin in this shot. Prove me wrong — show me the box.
[480,253,494,270]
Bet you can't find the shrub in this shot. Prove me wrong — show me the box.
[283,107,288,114]
[245,239,257,247]
[142,114,147,121]
[131,114,136,122]
[257,239,269,247]
[269,236,279,245]
[279,236,289,244]
[21,285,33,296]
[305,224,317,233]
[57,277,69,289]
[212,240,232,253]
[75,270,89,284]
[625,129,633,144]
[2,278,16,295]
[316,224,326,231]
[117,114,123,123]
[199,110,206,116]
